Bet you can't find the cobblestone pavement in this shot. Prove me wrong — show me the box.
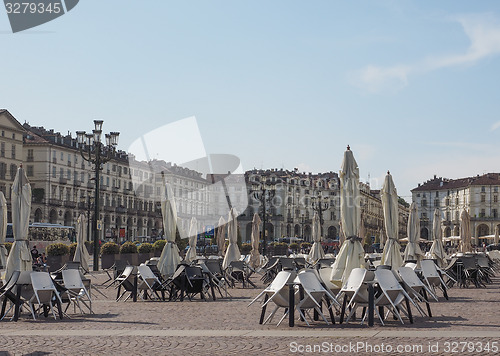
[0,272,499,355]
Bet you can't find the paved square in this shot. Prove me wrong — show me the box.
[0,273,499,355]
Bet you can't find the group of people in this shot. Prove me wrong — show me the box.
[30,245,47,267]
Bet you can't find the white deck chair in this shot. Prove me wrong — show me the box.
[370,269,414,325]
[421,260,447,297]
[29,272,62,320]
[295,271,331,326]
[318,267,341,307]
[398,267,436,316]
[62,269,92,314]
[337,268,373,312]
[248,271,296,326]
[137,265,163,301]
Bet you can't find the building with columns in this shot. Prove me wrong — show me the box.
[237,168,409,243]
[412,173,500,242]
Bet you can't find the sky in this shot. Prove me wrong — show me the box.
[2,1,500,199]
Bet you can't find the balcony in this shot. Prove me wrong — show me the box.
[49,199,62,206]
[67,161,72,167]
[137,210,147,216]
[104,205,114,212]
[471,216,498,221]
[116,207,127,214]
[127,208,137,215]
[63,201,76,208]
[59,177,68,185]
[100,184,108,191]
[112,186,119,193]
[87,182,94,189]
[73,180,82,187]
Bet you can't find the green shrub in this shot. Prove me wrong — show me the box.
[289,242,299,252]
[153,239,166,252]
[69,243,77,258]
[300,242,312,250]
[120,241,137,254]
[46,243,70,256]
[138,242,153,253]
[100,242,120,255]
[5,242,12,254]
[240,243,252,254]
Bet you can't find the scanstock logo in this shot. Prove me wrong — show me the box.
[4,0,79,33]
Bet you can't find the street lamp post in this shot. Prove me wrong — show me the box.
[76,122,119,271]
[252,184,275,257]
[311,192,330,237]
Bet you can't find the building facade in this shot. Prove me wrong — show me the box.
[412,173,500,242]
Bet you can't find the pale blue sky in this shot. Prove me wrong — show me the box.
[2,1,500,198]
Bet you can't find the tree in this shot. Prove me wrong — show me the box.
[398,197,410,208]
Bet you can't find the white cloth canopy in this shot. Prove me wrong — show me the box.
[185,217,198,263]
[403,202,424,265]
[330,147,365,288]
[459,210,472,253]
[158,184,181,276]
[380,172,403,269]
[378,228,385,250]
[216,216,226,257]
[308,212,325,263]
[222,207,240,270]
[429,208,447,267]
[73,214,90,273]
[5,167,32,281]
[0,192,8,269]
[249,213,262,269]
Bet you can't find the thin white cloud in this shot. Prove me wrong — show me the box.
[352,13,500,93]
[491,121,500,131]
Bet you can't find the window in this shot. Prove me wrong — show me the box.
[27,165,34,177]
[455,197,459,205]
[495,187,498,193]
[0,143,4,157]
[67,169,71,179]
[12,133,15,139]
[494,209,498,218]
[481,195,486,202]
[52,166,56,178]
[60,168,63,178]
[455,211,459,220]
[0,163,5,180]
[11,145,15,159]
[495,196,498,203]
[445,198,450,206]
[27,149,34,161]
[422,199,427,207]
[9,164,16,180]
[435,191,439,197]
[1,131,3,137]
[434,199,439,207]
[446,212,450,221]
[480,209,486,218]
[61,152,64,160]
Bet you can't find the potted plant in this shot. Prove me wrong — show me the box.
[100,242,120,269]
[240,243,252,255]
[137,242,153,264]
[119,241,138,265]
[69,242,78,259]
[45,243,70,272]
[153,239,166,257]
